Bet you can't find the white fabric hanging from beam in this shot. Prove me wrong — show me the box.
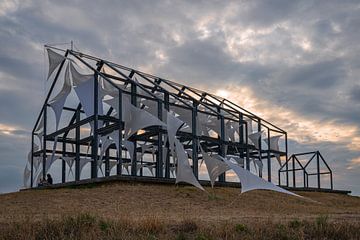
[264,135,282,165]
[47,48,65,80]
[174,138,204,190]
[201,149,230,187]
[70,63,104,118]
[49,63,72,130]
[223,157,299,197]
[248,131,263,149]
[166,111,184,159]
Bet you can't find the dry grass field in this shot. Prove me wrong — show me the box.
[0,182,359,239]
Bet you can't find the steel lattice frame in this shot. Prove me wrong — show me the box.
[30,46,291,188]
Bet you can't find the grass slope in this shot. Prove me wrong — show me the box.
[0,182,359,239]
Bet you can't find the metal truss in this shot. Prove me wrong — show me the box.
[30,46,291,188]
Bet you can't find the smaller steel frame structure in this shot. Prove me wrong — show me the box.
[279,151,333,190]
[28,46,334,191]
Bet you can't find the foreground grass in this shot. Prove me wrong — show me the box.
[0,213,359,240]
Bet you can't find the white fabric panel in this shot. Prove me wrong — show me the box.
[123,162,131,174]
[166,111,184,159]
[47,48,65,79]
[33,156,42,172]
[35,115,44,133]
[206,116,221,136]
[252,159,263,173]
[98,135,114,167]
[223,157,299,197]
[71,63,104,118]
[246,118,253,134]
[49,63,72,130]
[264,135,282,165]
[226,155,244,167]
[174,138,204,191]
[201,149,230,187]
[23,165,31,187]
[248,131,263,149]
[123,140,134,162]
[109,160,118,171]
[62,156,75,176]
[79,158,93,175]
[125,103,166,139]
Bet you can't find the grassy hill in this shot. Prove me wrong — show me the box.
[0,182,359,239]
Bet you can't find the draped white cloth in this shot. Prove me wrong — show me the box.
[201,149,230,187]
[79,158,93,175]
[264,135,282,165]
[62,156,75,176]
[166,111,184,159]
[174,138,204,191]
[49,63,72,130]
[248,131,263,149]
[71,63,104,118]
[223,157,299,196]
[47,48,65,79]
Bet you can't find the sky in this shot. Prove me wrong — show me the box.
[0,0,359,195]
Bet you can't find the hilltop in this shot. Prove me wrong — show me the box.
[0,182,359,239]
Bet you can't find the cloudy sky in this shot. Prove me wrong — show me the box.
[0,0,359,195]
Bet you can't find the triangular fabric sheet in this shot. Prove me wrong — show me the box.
[98,134,114,168]
[79,158,93,175]
[166,111,184,160]
[264,135,282,165]
[201,148,230,187]
[109,160,118,171]
[124,102,166,139]
[249,131,263,149]
[222,157,299,197]
[47,48,65,80]
[245,118,253,135]
[70,63,104,118]
[226,155,244,167]
[174,138,204,191]
[62,156,75,177]
[49,63,72,130]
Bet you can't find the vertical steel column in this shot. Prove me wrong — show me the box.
[156,99,163,178]
[292,156,296,188]
[30,133,34,187]
[62,140,66,183]
[42,106,47,180]
[257,119,262,178]
[164,92,170,178]
[317,151,321,189]
[75,108,80,181]
[267,128,271,182]
[303,169,306,188]
[245,121,250,170]
[219,115,226,182]
[117,88,123,175]
[192,102,199,178]
[131,82,137,176]
[285,133,289,187]
[330,171,333,190]
[105,148,110,177]
[91,71,99,179]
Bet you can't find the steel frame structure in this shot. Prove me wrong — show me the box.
[279,151,333,190]
[30,46,292,188]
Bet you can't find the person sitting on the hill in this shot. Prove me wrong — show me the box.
[46,174,53,185]
[38,178,46,187]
